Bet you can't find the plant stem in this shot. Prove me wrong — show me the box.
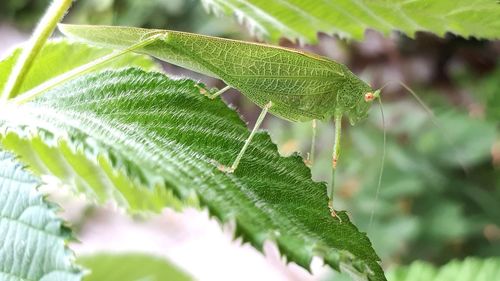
[0,0,73,102]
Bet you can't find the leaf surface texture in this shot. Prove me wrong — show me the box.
[0,151,81,281]
[0,67,384,280]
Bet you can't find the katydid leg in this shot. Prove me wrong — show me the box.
[329,113,343,222]
[305,119,317,167]
[205,85,231,99]
[13,33,168,105]
[218,101,272,173]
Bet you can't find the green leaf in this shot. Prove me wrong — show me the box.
[0,39,158,97]
[387,257,500,281]
[0,68,384,281]
[0,132,185,213]
[201,0,500,42]
[0,40,182,213]
[78,252,192,281]
[0,150,82,280]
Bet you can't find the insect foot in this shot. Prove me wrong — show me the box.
[197,85,208,95]
[304,153,313,167]
[215,161,235,173]
[195,85,215,99]
[199,85,232,100]
[209,159,236,173]
[328,200,343,223]
[217,165,235,173]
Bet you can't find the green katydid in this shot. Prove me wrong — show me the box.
[14,24,386,219]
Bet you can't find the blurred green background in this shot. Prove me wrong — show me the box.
[1,0,498,280]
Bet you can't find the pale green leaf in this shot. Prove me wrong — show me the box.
[0,132,185,213]
[78,252,192,281]
[0,68,384,281]
[201,0,500,42]
[387,257,500,281]
[0,39,158,97]
[0,150,82,281]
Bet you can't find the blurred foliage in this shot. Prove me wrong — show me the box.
[0,0,242,37]
[327,257,500,281]
[386,257,500,281]
[454,61,500,122]
[78,252,192,281]
[0,0,52,29]
[67,0,241,37]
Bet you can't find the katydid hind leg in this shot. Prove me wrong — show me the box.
[217,101,273,173]
[329,113,343,222]
[13,32,169,104]
[305,119,317,167]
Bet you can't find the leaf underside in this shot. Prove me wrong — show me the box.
[0,150,81,281]
[201,0,500,42]
[0,67,384,280]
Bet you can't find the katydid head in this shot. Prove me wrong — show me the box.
[334,63,384,124]
[343,77,380,125]
[364,89,381,102]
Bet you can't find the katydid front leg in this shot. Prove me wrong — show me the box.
[217,101,273,173]
[207,85,231,99]
[305,119,317,167]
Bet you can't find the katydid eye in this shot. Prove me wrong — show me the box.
[364,92,375,102]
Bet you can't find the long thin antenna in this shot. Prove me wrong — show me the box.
[368,95,386,231]
[367,80,468,230]
[398,81,438,126]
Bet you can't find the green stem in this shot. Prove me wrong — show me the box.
[0,0,73,102]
